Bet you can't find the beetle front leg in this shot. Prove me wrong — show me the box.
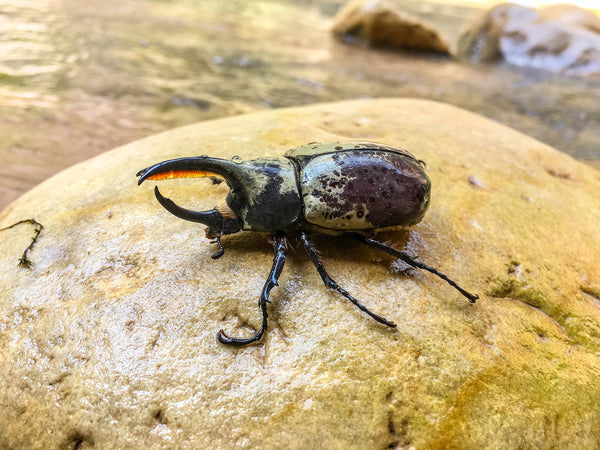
[299,230,397,328]
[217,233,288,346]
[354,234,479,302]
[210,232,225,260]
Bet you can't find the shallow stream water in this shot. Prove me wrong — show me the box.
[1,0,598,210]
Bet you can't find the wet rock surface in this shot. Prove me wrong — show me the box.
[458,3,600,78]
[332,0,451,54]
[1,99,600,448]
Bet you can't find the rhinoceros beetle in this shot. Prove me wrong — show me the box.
[137,141,478,346]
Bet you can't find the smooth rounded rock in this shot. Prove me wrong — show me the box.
[332,0,451,54]
[457,3,600,78]
[1,99,600,448]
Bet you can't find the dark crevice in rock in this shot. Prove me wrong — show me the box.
[487,267,571,340]
[581,286,600,304]
[384,401,410,450]
[504,296,566,336]
[387,419,400,449]
[274,323,291,345]
[487,277,544,309]
[544,167,577,181]
[154,408,167,425]
[49,372,69,386]
[66,432,94,450]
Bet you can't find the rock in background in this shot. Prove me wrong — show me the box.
[332,0,451,54]
[1,99,600,448]
[457,3,600,79]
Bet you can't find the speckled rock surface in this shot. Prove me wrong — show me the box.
[1,98,600,449]
[332,0,451,54]
[457,3,600,78]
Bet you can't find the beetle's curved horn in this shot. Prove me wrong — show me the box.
[153,186,222,226]
[137,155,247,188]
[137,156,246,235]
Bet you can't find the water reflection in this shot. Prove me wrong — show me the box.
[0,0,598,209]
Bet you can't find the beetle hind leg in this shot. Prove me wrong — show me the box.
[217,233,288,346]
[354,234,479,302]
[299,230,396,328]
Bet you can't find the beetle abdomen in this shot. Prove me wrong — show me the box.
[295,148,431,230]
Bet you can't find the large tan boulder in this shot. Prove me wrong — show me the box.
[1,99,599,449]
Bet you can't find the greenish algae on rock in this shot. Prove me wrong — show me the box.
[0,99,599,449]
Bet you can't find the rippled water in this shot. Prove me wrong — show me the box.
[1,0,598,210]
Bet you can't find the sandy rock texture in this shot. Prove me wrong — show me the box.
[332,0,451,54]
[457,3,600,78]
[1,98,600,449]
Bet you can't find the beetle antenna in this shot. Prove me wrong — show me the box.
[299,230,397,328]
[217,233,288,346]
[354,234,479,303]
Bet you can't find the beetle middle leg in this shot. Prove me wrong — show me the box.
[299,230,397,328]
[217,233,288,346]
[354,234,479,302]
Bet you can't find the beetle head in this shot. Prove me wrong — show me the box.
[137,156,245,237]
[137,154,302,234]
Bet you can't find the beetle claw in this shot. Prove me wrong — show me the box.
[216,329,264,346]
[211,250,224,260]
[210,233,225,259]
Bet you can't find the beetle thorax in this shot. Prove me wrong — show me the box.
[226,157,303,232]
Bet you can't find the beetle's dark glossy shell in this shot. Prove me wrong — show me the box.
[287,142,431,230]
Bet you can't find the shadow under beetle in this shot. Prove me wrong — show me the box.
[137,141,478,346]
